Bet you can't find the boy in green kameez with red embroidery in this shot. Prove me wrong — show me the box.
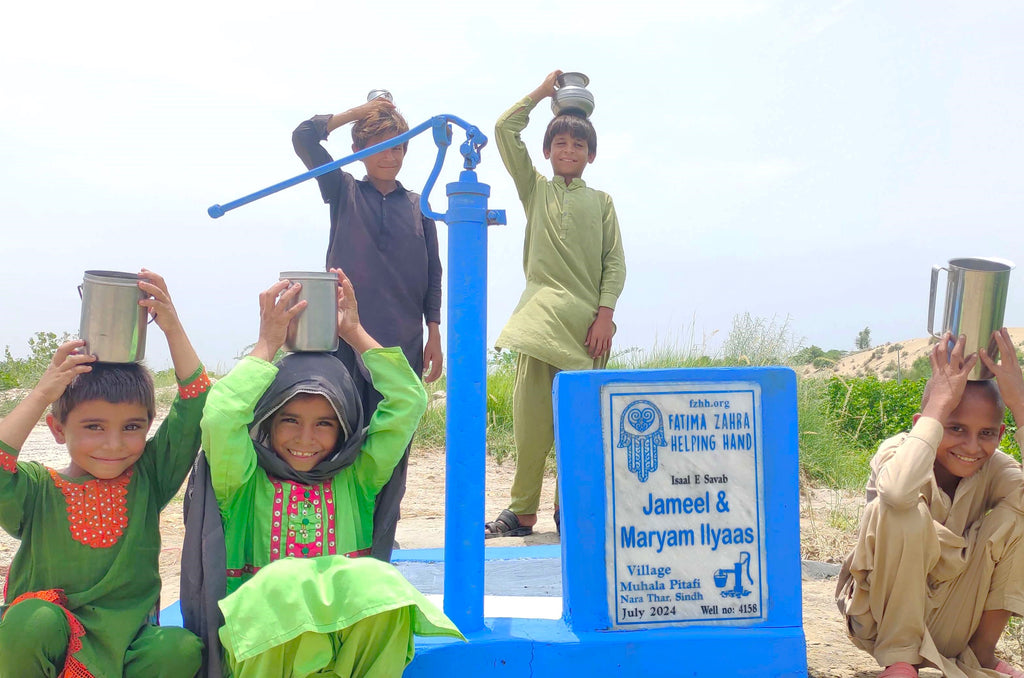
[0,270,211,678]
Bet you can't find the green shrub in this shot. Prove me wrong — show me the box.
[825,376,925,444]
[903,355,932,382]
[798,378,873,488]
[415,375,447,451]
[0,332,73,390]
[721,313,801,366]
[410,317,1021,490]
[823,374,1021,462]
[414,350,518,463]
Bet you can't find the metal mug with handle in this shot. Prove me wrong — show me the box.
[78,270,150,363]
[928,257,1014,379]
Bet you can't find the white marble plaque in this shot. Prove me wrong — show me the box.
[602,381,767,628]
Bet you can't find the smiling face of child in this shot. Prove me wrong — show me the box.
[355,133,406,185]
[269,394,341,472]
[47,399,152,479]
[930,383,1006,493]
[543,132,595,181]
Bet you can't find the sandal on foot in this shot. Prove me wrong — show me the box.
[485,509,533,539]
[877,663,917,678]
[996,660,1024,678]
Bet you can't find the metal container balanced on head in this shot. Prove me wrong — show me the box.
[551,72,595,118]
[928,256,1014,379]
[79,270,148,363]
[280,271,339,353]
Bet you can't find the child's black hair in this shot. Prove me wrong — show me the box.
[52,362,156,423]
[543,113,597,155]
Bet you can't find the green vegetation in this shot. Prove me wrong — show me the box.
[0,332,72,391]
[410,314,1023,490]
[0,332,74,416]
[0,332,214,415]
[825,376,925,445]
[790,345,847,369]
[4,320,1019,489]
[798,377,875,488]
[416,350,518,463]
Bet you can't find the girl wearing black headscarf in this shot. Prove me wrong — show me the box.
[181,271,460,677]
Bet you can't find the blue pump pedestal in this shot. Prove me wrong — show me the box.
[406,367,807,677]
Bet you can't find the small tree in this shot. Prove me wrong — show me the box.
[855,327,872,350]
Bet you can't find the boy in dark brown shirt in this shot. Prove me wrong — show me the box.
[293,96,442,562]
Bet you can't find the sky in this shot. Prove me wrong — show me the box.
[2,1,1024,373]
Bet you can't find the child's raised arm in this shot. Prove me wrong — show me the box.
[980,327,1024,424]
[0,341,95,451]
[331,268,381,354]
[138,268,200,381]
[202,279,304,503]
[326,98,395,135]
[135,270,211,504]
[528,70,563,105]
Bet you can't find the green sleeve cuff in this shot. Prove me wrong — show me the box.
[176,363,207,387]
[226,356,280,401]
[240,354,278,371]
[598,293,619,310]
[360,346,407,371]
[0,438,18,457]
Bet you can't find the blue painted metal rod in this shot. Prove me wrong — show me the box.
[206,113,480,219]
[442,170,490,632]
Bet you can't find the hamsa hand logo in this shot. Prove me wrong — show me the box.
[618,400,667,483]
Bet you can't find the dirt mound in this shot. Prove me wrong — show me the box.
[799,329,1024,381]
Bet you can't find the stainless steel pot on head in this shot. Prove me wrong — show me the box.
[551,72,595,118]
[78,270,148,363]
[928,257,1014,380]
[280,271,340,353]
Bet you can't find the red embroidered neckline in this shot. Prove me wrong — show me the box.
[269,479,337,562]
[48,469,132,548]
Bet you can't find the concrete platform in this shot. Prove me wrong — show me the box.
[161,544,563,626]
[162,546,806,676]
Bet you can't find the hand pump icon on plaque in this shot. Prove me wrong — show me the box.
[714,551,753,599]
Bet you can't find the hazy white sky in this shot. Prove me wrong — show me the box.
[3,1,1023,371]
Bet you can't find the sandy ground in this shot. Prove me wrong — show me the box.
[3,416,1024,676]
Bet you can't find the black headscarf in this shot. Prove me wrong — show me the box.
[181,351,366,677]
[250,352,367,483]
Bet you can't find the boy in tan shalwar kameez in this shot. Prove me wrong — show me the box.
[836,329,1024,678]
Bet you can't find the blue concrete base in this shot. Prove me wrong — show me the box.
[406,618,807,677]
[162,544,808,676]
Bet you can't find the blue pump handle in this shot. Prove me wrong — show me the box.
[207,114,487,223]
